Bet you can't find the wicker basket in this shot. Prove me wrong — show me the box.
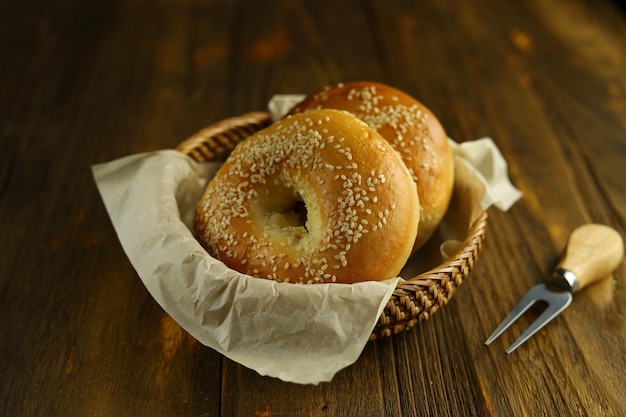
[176,112,488,340]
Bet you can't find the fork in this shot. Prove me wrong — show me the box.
[484,223,624,353]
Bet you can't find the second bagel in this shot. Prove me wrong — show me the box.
[287,81,454,251]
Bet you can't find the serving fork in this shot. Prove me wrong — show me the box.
[485,223,624,353]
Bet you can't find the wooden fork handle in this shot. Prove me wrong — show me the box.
[556,224,624,292]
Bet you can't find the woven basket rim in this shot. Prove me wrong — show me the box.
[176,111,487,339]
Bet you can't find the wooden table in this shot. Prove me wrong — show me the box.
[2,0,625,415]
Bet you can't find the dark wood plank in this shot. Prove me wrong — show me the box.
[0,0,229,415]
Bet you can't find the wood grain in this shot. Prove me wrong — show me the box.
[1,0,625,416]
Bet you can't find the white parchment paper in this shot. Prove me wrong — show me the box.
[92,96,521,385]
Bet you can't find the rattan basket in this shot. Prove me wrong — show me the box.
[176,112,488,340]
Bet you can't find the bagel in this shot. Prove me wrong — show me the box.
[287,81,454,251]
[194,109,420,284]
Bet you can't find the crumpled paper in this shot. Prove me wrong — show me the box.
[92,96,521,385]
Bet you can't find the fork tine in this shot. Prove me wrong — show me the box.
[505,292,572,354]
[484,284,548,346]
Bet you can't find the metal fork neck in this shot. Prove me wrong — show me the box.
[550,268,579,293]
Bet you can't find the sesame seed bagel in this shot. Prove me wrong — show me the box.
[287,81,454,251]
[194,109,420,284]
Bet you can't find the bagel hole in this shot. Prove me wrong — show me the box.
[291,200,308,230]
[268,196,308,229]
[253,173,318,246]
[263,193,310,243]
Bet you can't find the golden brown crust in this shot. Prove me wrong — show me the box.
[194,109,419,284]
[287,81,454,251]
